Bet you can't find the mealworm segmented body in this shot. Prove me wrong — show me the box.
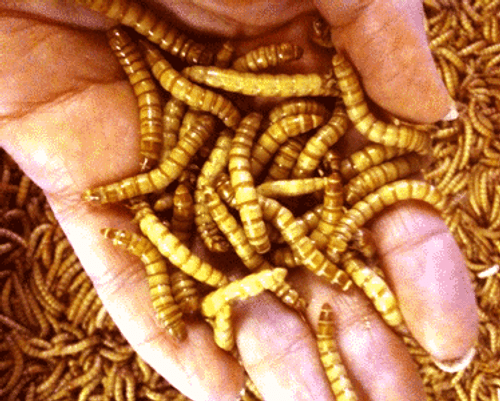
[141,41,241,128]
[264,136,307,181]
[341,252,409,336]
[170,269,199,314]
[231,43,304,72]
[171,183,195,244]
[75,0,214,65]
[229,113,270,254]
[256,177,327,198]
[332,53,432,155]
[161,98,187,162]
[326,180,448,262]
[316,303,359,401]
[133,203,229,288]
[251,114,325,177]
[292,101,349,178]
[100,228,186,341]
[268,98,330,124]
[259,195,351,290]
[340,144,408,181]
[107,27,163,172]
[344,153,423,205]
[82,112,216,203]
[181,65,339,97]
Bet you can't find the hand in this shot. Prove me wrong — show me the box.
[0,1,478,400]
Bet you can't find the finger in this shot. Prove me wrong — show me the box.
[290,269,428,401]
[232,292,335,401]
[369,201,479,362]
[314,0,454,123]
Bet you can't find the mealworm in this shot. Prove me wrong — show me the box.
[215,41,236,68]
[101,228,186,341]
[316,303,358,401]
[141,41,241,128]
[264,136,307,181]
[344,153,423,205]
[32,261,65,315]
[332,53,432,155]
[75,0,213,65]
[320,149,343,177]
[170,269,199,314]
[161,98,186,162]
[256,177,327,198]
[194,130,232,248]
[309,172,344,250]
[82,112,216,203]
[15,175,30,208]
[181,65,339,97]
[107,27,163,171]
[259,195,351,290]
[201,268,288,317]
[292,100,349,178]
[229,112,270,254]
[326,180,448,262]
[270,246,302,268]
[339,144,408,181]
[133,202,229,287]
[171,183,195,244]
[251,114,325,177]
[350,228,378,261]
[342,252,409,336]
[267,98,330,124]
[215,172,238,209]
[231,43,303,72]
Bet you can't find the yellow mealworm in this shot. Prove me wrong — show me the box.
[344,153,423,205]
[259,195,351,290]
[342,252,409,336]
[134,202,229,287]
[320,149,343,177]
[195,130,233,253]
[0,335,24,397]
[332,53,432,155]
[107,27,163,171]
[309,172,344,250]
[264,136,307,181]
[433,47,467,72]
[141,41,241,128]
[251,114,325,177]
[75,0,213,65]
[428,29,455,50]
[268,98,330,124]
[181,65,339,97]
[271,245,302,268]
[100,228,186,341]
[211,302,235,351]
[316,303,358,401]
[215,41,236,68]
[351,228,378,261]
[201,268,288,317]
[292,101,349,178]
[153,192,174,212]
[82,112,216,203]
[340,143,408,181]
[171,183,195,244]
[215,172,238,209]
[229,112,270,254]
[326,180,448,262]
[256,177,327,198]
[170,269,199,314]
[160,98,187,163]
[15,174,30,208]
[231,43,303,72]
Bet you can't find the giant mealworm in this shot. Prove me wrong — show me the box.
[231,43,303,72]
[181,65,339,97]
[100,228,186,341]
[82,112,216,203]
[107,27,163,171]
[332,53,432,155]
[75,0,213,65]
[316,303,358,401]
[326,180,448,262]
[229,112,270,254]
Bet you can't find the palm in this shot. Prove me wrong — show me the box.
[0,1,478,401]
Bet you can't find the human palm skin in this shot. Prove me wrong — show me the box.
[0,1,478,400]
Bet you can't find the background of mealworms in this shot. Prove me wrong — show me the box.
[1,0,500,400]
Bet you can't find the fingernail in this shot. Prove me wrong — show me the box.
[432,346,476,373]
[442,102,459,121]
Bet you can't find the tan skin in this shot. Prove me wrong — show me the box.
[0,0,478,400]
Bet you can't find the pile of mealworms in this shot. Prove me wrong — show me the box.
[1,0,500,399]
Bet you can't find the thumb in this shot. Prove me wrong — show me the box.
[314,0,454,123]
